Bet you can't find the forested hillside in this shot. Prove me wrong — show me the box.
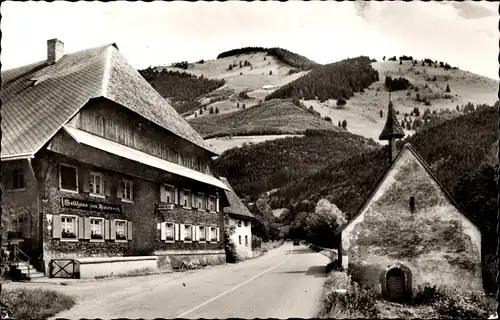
[213,129,380,201]
[188,99,340,138]
[266,56,379,101]
[138,68,225,113]
[217,46,319,70]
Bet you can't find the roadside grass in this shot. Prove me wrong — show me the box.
[318,271,495,319]
[0,287,76,320]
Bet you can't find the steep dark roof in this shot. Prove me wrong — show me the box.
[1,43,218,159]
[337,143,481,234]
[219,177,255,219]
[379,100,405,141]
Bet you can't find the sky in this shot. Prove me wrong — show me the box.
[1,1,498,79]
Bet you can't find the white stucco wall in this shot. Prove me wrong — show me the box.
[229,216,253,259]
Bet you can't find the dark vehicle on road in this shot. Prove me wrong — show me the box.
[293,239,300,246]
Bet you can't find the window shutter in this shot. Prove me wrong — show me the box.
[52,215,62,239]
[110,219,116,240]
[191,193,195,208]
[104,175,111,197]
[104,220,110,240]
[160,222,166,240]
[192,225,197,241]
[216,197,220,212]
[78,217,85,239]
[82,171,90,193]
[174,224,180,241]
[116,181,123,199]
[216,227,220,242]
[174,188,179,205]
[132,181,138,201]
[127,221,133,240]
[180,224,185,241]
[84,217,91,240]
[160,185,167,203]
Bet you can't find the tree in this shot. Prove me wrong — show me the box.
[209,106,214,114]
[215,107,220,114]
[342,120,347,129]
[224,215,239,263]
[383,56,386,61]
[380,110,383,118]
[242,103,246,109]
[304,199,347,247]
[199,108,203,115]
[406,121,411,130]
[195,112,197,118]
[422,61,425,67]
[269,70,273,75]
[446,84,451,93]
[237,102,240,108]
[228,64,233,71]
[338,121,342,127]
[337,97,347,107]
[400,60,403,65]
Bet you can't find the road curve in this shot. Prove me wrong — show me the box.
[52,242,331,319]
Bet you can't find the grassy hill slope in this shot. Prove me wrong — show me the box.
[187,99,340,139]
[213,129,380,201]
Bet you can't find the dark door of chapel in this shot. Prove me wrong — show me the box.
[386,268,406,301]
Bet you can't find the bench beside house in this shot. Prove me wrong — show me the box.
[335,97,482,301]
[1,39,231,279]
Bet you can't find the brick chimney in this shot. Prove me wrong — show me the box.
[47,39,64,64]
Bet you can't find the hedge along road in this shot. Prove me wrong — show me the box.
[43,242,331,319]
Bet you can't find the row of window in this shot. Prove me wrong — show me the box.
[159,222,220,242]
[236,220,249,227]
[238,235,249,246]
[52,215,131,241]
[160,185,218,212]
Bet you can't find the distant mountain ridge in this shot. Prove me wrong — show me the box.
[216,46,319,71]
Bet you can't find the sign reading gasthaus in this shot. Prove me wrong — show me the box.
[61,197,123,214]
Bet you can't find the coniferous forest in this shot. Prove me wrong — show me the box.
[266,56,380,101]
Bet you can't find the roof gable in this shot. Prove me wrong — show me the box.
[219,177,255,219]
[1,43,217,159]
[338,143,481,233]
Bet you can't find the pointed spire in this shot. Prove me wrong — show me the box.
[379,94,405,141]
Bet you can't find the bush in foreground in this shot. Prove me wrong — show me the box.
[318,272,494,319]
[1,287,76,320]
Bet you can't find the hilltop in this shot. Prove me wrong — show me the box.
[212,129,380,201]
[142,49,498,153]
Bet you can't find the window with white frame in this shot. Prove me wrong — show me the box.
[116,220,127,240]
[90,218,104,239]
[208,196,216,212]
[11,168,25,190]
[239,235,242,245]
[90,172,104,196]
[165,223,175,241]
[210,227,217,242]
[162,185,175,203]
[61,215,77,239]
[197,193,206,210]
[60,164,78,192]
[184,224,192,241]
[183,190,191,208]
[122,180,133,201]
[199,226,206,241]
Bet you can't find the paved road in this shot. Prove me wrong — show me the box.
[24,243,330,319]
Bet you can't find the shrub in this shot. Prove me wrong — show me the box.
[337,97,347,107]
[1,288,76,320]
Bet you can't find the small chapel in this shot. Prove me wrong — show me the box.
[336,96,482,301]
